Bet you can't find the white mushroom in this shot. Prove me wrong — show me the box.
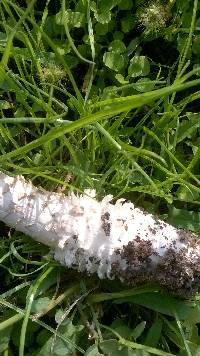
[0,172,199,296]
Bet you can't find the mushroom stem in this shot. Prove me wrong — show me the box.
[0,172,199,295]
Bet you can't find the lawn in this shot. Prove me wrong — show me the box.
[0,0,200,355]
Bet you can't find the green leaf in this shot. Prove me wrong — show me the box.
[37,336,74,356]
[108,40,126,53]
[95,10,111,24]
[111,319,133,339]
[121,15,136,33]
[98,0,122,13]
[55,309,74,326]
[176,185,199,203]
[37,319,84,356]
[65,55,79,68]
[167,206,200,232]
[114,292,200,322]
[134,78,155,92]
[95,22,109,35]
[103,51,125,71]
[118,0,133,10]
[126,38,140,56]
[91,1,114,24]
[131,321,146,340]
[0,100,11,109]
[115,73,129,84]
[56,10,85,28]
[145,319,163,347]
[43,15,63,36]
[113,31,124,40]
[95,11,111,24]
[176,113,200,143]
[31,297,51,313]
[100,339,135,356]
[128,56,150,77]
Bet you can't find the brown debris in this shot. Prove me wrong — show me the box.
[111,229,200,296]
[101,212,111,236]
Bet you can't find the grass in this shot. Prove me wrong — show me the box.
[0,0,200,354]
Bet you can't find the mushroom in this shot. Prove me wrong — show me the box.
[0,172,199,296]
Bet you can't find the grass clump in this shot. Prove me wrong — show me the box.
[0,0,200,354]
